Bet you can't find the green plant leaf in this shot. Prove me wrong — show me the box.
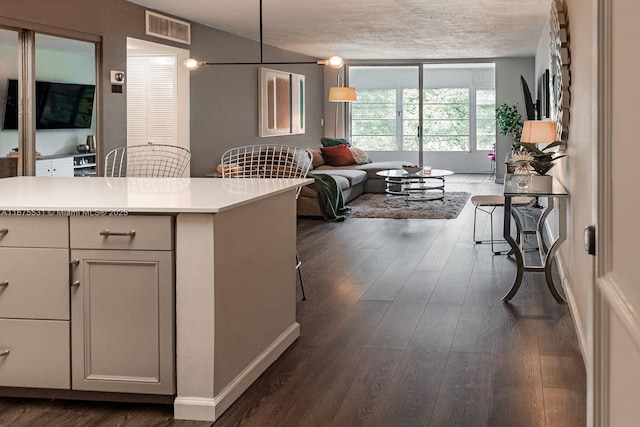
[541,141,562,151]
[519,142,543,155]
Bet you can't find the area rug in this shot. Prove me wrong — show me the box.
[347,192,471,219]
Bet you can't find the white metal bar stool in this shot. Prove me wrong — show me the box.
[471,195,534,255]
[104,143,191,178]
[220,145,312,300]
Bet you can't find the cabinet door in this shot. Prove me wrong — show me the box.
[35,158,74,177]
[35,159,51,177]
[70,249,174,395]
[50,157,74,177]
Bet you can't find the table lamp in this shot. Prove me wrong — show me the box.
[520,120,556,145]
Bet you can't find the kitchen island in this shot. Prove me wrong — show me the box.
[0,176,311,422]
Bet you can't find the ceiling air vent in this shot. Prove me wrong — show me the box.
[145,11,191,45]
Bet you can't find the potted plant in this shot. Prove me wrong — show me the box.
[519,140,566,191]
[496,103,523,151]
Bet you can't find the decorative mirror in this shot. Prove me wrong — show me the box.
[550,0,570,145]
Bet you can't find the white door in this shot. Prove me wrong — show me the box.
[126,38,190,172]
[595,0,640,425]
[127,55,177,146]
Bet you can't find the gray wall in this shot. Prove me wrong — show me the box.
[1,0,326,176]
[494,57,536,181]
[188,24,324,176]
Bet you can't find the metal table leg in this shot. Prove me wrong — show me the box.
[502,196,524,301]
[502,195,566,304]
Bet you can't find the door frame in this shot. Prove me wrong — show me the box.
[126,38,190,161]
[593,0,612,424]
[0,20,101,176]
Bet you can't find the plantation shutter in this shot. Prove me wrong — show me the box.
[126,55,177,146]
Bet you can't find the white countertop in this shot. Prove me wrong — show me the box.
[0,177,313,213]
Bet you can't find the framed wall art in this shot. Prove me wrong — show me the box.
[258,68,305,137]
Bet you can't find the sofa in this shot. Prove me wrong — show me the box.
[297,144,410,217]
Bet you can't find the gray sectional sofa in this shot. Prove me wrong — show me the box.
[297,146,409,217]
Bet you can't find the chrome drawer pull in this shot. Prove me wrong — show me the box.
[0,228,8,235]
[70,259,80,267]
[70,281,80,288]
[99,230,136,237]
[0,350,9,357]
[0,280,8,287]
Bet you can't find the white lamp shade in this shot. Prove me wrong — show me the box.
[521,120,557,143]
[328,87,357,102]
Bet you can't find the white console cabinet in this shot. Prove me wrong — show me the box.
[36,157,74,177]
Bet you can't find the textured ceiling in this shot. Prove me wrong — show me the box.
[128,0,551,60]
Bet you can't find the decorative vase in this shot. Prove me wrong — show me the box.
[86,135,96,153]
[530,174,553,192]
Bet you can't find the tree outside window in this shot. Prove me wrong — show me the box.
[351,88,397,151]
[422,88,470,151]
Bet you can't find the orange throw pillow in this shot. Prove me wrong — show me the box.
[320,144,356,166]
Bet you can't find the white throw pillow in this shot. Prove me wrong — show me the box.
[349,147,372,165]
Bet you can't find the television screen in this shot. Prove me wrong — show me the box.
[2,79,95,130]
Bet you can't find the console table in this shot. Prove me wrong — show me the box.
[502,173,568,303]
[376,169,454,201]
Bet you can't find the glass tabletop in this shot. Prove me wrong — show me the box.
[503,173,568,197]
[376,169,454,178]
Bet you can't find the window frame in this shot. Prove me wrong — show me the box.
[347,64,495,154]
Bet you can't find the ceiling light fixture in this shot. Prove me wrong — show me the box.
[183,0,344,70]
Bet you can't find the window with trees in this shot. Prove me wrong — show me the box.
[348,64,495,153]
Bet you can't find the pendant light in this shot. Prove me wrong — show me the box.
[183,0,344,70]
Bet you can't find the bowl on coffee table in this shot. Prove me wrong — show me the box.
[402,164,421,174]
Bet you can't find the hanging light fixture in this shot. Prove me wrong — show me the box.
[328,73,357,137]
[183,0,345,70]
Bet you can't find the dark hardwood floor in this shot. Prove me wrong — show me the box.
[0,175,586,426]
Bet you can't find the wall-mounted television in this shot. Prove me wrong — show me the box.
[2,79,95,130]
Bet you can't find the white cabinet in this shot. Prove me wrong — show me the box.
[69,215,175,395]
[35,154,96,177]
[36,157,74,177]
[0,216,70,390]
[0,214,175,395]
[73,153,96,177]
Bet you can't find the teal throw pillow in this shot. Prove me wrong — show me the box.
[321,137,349,147]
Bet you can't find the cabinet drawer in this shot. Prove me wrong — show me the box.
[0,319,70,389]
[0,216,68,248]
[0,248,69,320]
[70,215,173,250]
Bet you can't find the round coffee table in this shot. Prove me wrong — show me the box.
[376,169,454,201]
